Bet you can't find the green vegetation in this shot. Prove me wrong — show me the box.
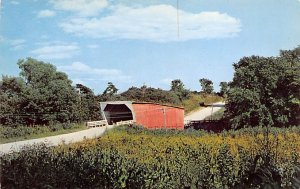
[76,84,102,121]
[205,108,225,120]
[119,85,182,106]
[199,78,214,94]
[183,93,223,114]
[103,79,222,112]
[0,58,222,139]
[99,82,120,101]
[0,58,101,127]
[0,123,86,144]
[170,79,190,102]
[225,47,300,129]
[219,81,229,97]
[1,46,299,188]
[1,125,299,188]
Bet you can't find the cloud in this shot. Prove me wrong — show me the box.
[37,9,56,18]
[10,39,26,50]
[58,62,132,82]
[59,4,241,42]
[31,43,80,59]
[50,0,108,16]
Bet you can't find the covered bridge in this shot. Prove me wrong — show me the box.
[100,101,184,130]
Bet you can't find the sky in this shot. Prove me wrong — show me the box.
[0,0,299,94]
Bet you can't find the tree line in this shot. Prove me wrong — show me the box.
[1,46,299,128]
[0,58,223,127]
[0,58,100,126]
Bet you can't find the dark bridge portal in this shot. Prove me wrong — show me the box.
[103,104,133,125]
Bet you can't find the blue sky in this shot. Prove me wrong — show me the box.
[0,0,299,94]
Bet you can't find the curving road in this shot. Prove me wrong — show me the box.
[0,125,115,154]
[184,101,225,124]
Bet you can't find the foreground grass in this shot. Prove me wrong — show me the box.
[1,125,299,188]
[0,123,87,144]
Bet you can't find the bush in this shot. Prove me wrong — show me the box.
[1,126,299,188]
[0,126,50,139]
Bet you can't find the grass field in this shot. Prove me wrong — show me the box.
[1,125,299,188]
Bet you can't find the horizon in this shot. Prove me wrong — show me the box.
[1,0,300,94]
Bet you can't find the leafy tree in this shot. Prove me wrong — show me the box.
[143,87,181,105]
[121,86,181,106]
[170,79,190,101]
[120,86,143,101]
[219,82,229,97]
[199,78,214,94]
[76,84,101,121]
[0,76,26,126]
[225,47,300,129]
[100,82,121,101]
[1,58,80,126]
[103,82,118,95]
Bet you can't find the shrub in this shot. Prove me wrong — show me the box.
[1,126,299,188]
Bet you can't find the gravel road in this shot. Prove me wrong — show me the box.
[0,126,113,154]
[184,101,225,123]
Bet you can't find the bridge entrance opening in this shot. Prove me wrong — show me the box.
[103,104,133,125]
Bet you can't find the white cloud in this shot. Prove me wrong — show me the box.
[31,43,80,59]
[50,0,108,16]
[58,62,132,82]
[37,9,56,18]
[59,5,241,42]
[10,39,26,50]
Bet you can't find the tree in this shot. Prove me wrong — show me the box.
[11,58,80,125]
[219,82,229,97]
[103,82,118,96]
[0,76,26,126]
[225,47,300,129]
[100,82,121,101]
[170,79,190,101]
[120,86,143,101]
[121,86,181,106]
[76,84,101,121]
[199,78,214,94]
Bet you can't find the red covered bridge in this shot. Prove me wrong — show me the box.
[100,101,184,130]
